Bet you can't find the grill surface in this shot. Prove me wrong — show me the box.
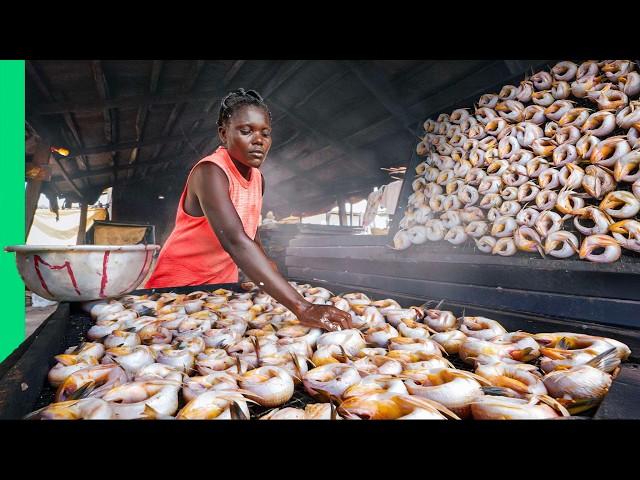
[28,282,622,419]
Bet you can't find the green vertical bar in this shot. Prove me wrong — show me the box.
[0,60,25,362]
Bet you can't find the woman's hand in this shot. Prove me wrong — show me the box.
[295,302,353,331]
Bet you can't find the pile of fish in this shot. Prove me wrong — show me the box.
[396,60,640,262]
[29,282,631,419]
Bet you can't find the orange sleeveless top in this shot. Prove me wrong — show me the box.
[145,146,262,288]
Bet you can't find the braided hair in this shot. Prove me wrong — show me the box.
[217,88,272,127]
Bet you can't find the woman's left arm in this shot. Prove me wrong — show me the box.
[255,175,278,271]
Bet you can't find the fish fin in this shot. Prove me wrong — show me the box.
[289,352,304,382]
[54,354,78,366]
[142,404,160,419]
[23,403,59,420]
[464,356,478,367]
[399,395,461,420]
[329,399,338,420]
[453,370,492,386]
[305,384,333,403]
[599,165,615,176]
[230,401,249,420]
[68,381,96,400]
[540,347,567,360]
[585,347,618,372]
[510,346,534,362]
[425,325,439,335]
[481,386,518,397]
[567,238,580,254]
[337,345,352,363]
[564,397,603,415]
[71,342,86,355]
[221,390,260,406]
[435,342,449,357]
[538,394,571,416]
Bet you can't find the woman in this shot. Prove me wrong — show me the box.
[146,89,351,331]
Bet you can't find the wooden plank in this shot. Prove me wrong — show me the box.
[594,364,640,419]
[285,244,640,274]
[148,60,206,177]
[287,276,640,358]
[289,235,390,247]
[336,196,346,226]
[62,152,197,182]
[286,267,640,328]
[345,60,416,135]
[91,61,114,145]
[26,61,91,174]
[25,142,51,238]
[76,203,88,245]
[50,154,85,199]
[34,89,221,115]
[0,303,70,419]
[129,60,164,167]
[284,253,640,301]
[68,129,218,157]
[268,97,376,179]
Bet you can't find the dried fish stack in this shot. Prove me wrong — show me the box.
[396,60,640,262]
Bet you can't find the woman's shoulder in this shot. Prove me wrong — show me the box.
[196,147,227,167]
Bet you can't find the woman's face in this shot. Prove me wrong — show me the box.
[219,105,272,168]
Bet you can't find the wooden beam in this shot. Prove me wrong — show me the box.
[336,196,347,226]
[503,60,528,75]
[185,60,246,134]
[56,152,198,181]
[344,60,416,135]
[128,60,163,166]
[25,142,51,239]
[33,89,221,115]
[192,60,284,160]
[173,60,305,166]
[172,60,247,163]
[268,97,374,178]
[268,130,302,154]
[76,203,88,245]
[25,111,86,200]
[261,60,306,99]
[26,61,90,174]
[51,154,85,199]
[176,60,304,164]
[140,60,206,178]
[67,128,218,157]
[91,60,118,186]
[91,61,115,144]
[406,60,552,122]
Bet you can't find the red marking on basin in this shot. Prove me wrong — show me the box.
[123,249,152,293]
[99,251,110,298]
[34,255,82,296]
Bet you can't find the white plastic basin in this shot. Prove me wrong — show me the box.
[5,244,160,302]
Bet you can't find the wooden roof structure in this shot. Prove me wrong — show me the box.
[26,59,550,219]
